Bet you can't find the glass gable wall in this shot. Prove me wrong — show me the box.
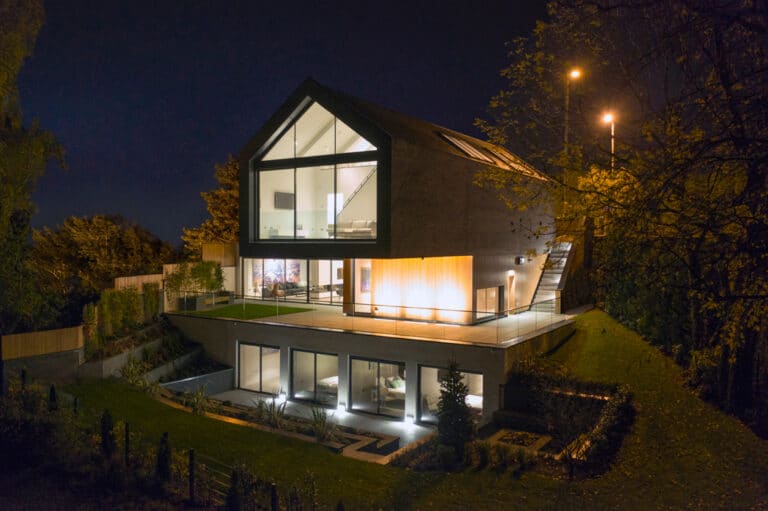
[256,100,378,241]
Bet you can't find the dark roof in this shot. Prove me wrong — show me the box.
[311,79,547,180]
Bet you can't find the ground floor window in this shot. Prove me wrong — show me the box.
[239,343,281,394]
[419,366,483,423]
[243,258,344,305]
[350,358,406,418]
[291,350,338,406]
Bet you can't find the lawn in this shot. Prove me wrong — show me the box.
[187,302,311,320]
[66,309,768,509]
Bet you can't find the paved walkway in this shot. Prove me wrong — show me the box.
[233,301,573,347]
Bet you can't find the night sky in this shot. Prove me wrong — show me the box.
[20,1,546,244]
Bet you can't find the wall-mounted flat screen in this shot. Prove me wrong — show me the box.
[274,191,295,210]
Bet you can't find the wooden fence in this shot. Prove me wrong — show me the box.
[1,325,84,361]
[114,273,163,291]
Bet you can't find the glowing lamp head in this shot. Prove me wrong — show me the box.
[602,112,614,124]
[569,68,582,80]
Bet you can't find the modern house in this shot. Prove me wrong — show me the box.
[169,79,577,425]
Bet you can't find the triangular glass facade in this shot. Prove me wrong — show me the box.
[263,101,375,160]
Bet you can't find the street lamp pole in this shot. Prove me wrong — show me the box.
[602,112,615,171]
[564,68,581,155]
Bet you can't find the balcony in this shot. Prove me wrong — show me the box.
[172,296,573,347]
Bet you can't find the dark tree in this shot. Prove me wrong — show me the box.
[437,361,474,458]
[155,431,171,485]
[100,409,116,459]
[48,384,57,412]
[478,0,768,436]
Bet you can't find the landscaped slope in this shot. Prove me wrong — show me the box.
[64,310,768,510]
[409,310,768,510]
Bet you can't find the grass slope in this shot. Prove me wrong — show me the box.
[188,303,311,320]
[67,310,768,509]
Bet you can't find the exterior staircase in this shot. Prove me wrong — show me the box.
[530,242,572,314]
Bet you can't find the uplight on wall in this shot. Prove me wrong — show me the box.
[515,256,526,265]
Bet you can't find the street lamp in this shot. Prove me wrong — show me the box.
[564,68,582,154]
[602,112,615,171]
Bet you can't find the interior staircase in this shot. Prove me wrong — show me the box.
[341,167,376,211]
[530,242,572,313]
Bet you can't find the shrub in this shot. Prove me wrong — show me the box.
[472,440,491,469]
[142,282,160,321]
[226,464,256,511]
[266,397,286,429]
[100,409,116,459]
[121,356,147,386]
[155,432,172,485]
[436,444,457,470]
[490,443,508,472]
[310,406,335,442]
[184,387,210,416]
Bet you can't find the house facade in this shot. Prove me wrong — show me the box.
[169,79,575,425]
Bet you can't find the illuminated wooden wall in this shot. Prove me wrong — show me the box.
[369,256,472,323]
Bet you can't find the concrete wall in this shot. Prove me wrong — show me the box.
[503,321,575,377]
[79,339,162,379]
[144,346,203,383]
[161,368,235,395]
[2,349,84,385]
[168,314,508,423]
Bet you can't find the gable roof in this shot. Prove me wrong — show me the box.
[241,78,547,181]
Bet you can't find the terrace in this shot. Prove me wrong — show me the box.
[185,298,574,347]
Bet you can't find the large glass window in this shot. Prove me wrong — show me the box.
[259,169,294,239]
[239,344,281,394]
[256,100,378,241]
[419,366,483,423]
[296,165,334,239]
[350,358,406,418]
[308,259,344,304]
[292,350,338,406]
[264,102,375,160]
[334,162,377,239]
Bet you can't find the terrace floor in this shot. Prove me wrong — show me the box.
[227,300,575,347]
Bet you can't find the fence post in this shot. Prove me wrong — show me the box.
[73,396,79,414]
[188,448,195,505]
[270,482,278,511]
[124,422,130,466]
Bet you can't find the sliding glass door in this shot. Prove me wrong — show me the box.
[349,358,406,418]
[239,344,281,394]
[291,350,339,406]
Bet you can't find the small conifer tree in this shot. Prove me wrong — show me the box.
[437,361,474,459]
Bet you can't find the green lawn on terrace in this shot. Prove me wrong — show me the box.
[66,310,768,510]
[187,302,311,320]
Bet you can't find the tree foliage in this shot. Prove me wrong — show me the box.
[0,0,64,334]
[32,214,173,293]
[478,1,768,434]
[182,155,239,257]
[437,362,474,458]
